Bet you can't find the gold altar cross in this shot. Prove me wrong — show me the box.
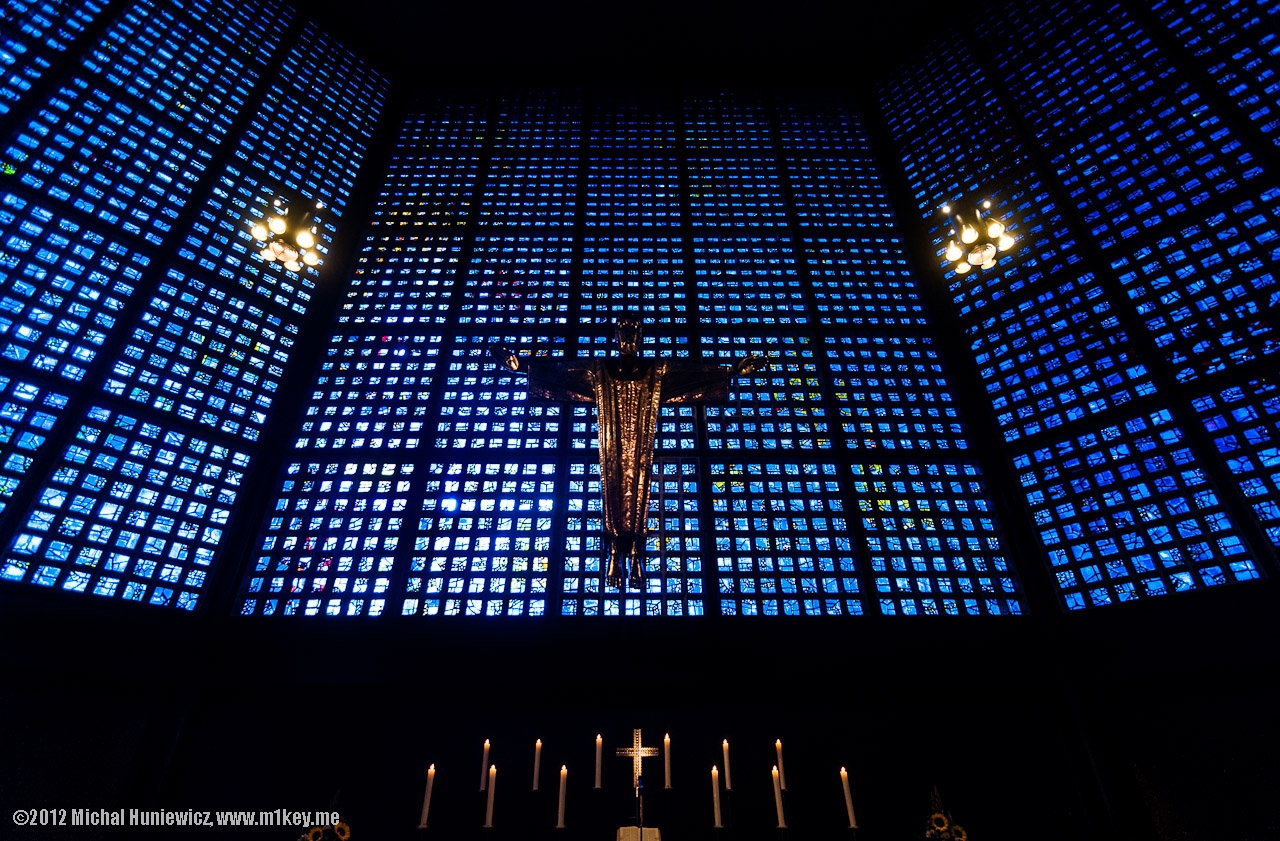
[616,728,659,789]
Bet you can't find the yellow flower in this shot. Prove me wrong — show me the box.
[335,823,351,840]
[930,812,950,831]
[307,828,324,841]
[952,825,968,841]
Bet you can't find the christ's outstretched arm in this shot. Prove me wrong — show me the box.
[489,346,595,403]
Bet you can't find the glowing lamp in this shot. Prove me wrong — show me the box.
[954,261,970,274]
[944,241,963,262]
[251,224,268,241]
[268,216,286,235]
[960,224,978,244]
[296,229,315,249]
[987,219,1004,238]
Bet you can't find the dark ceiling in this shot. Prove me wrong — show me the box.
[302,0,953,88]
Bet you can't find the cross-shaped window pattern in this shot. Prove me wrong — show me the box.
[81,0,288,142]
[6,75,213,246]
[0,375,70,516]
[1194,379,1280,549]
[850,462,1018,616]
[1,0,108,117]
[829,335,968,453]
[405,461,553,617]
[0,192,150,382]
[802,235,925,327]
[293,333,440,451]
[1109,188,1280,383]
[241,460,411,617]
[584,158,682,226]
[464,235,573,327]
[581,234,686,325]
[876,34,1022,219]
[1151,0,1280,146]
[703,335,829,452]
[992,1,1264,252]
[3,405,250,610]
[1015,408,1259,610]
[710,461,858,617]
[103,267,296,442]
[436,334,564,452]
[562,459,705,617]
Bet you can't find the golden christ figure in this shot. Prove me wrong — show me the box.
[491,318,764,590]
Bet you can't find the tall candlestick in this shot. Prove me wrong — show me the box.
[711,766,722,828]
[480,739,490,791]
[533,739,542,791]
[664,733,672,789]
[775,739,787,791]
[772,766,786,829]
[840,766,858,829]
[484,765,496,828]
[557,765,568,828]
[722,740,732,791]
[594,734,602,789]
[417,764,435,828]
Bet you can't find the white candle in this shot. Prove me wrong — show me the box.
[664,733,671,789]
[480,739,490,791]
[533,739,542,791]
[417,764,435,828]
[557,765,568,828]
[840,766,857,829]
[772,766,786,828]
[722,739,732,791]
[711,765,722,828]
[775,739,787,791]
[594,734,602,789]
[484,765,496,827]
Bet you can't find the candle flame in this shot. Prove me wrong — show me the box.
[712,765,718,771]
[841,766,847,773]
[490,764,496,772]
[536,739,542,747]
[561,765,567,772]
[429,763,435,771]
[484,739,490,747]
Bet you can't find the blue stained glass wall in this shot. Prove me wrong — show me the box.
[239,89,1020,619]
[880,0,1276,610]
[0,0,388,609]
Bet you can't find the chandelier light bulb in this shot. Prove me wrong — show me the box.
[251,223,268,241]
[967,247,985,266]
[960,224,979,244]
[982,200,991,209]
[998,233,1015,251]
[284,259,301,273]
[979,243,997,264]
[981,258,996,270]
[941,204,951,214]
[987,218,1004,238]
[259,246,276,261]
[302,250,320,266]
[944,241,963,262]
[268,216,287,235]
[296,229,315,249]
[954,261,971,275]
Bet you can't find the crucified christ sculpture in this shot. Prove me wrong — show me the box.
[491,318,764,590]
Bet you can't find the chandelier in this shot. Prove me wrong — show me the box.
[250,192,324,273]
[940,198,1015,275]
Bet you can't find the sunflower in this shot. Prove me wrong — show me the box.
[952,825,968,841]
[929,812,950,831]
[335,822,351,840]
[306,827,324,841]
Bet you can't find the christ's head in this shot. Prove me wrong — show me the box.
[615,318,641,356]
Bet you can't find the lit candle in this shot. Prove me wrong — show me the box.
[484,764,497,828]
[775,739,787,791]
[417,764,435,828]
[711,765,722,828]
[772,765,786,828]
[594,734,602,789]
[533,739,542,791]
[557,765,568,828]
[840,766,857,829]
[480,739,490,791]
[664,734,672,789]
[722,739,732,791]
